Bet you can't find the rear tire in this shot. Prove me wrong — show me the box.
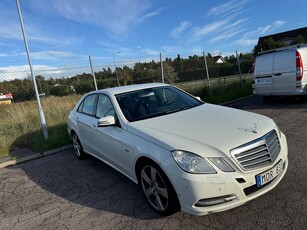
[138,160,180,216]
[72,132,85,159]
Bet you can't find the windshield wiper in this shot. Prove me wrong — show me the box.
[165,105,193,114]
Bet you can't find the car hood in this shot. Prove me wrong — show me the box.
[127,103,276,158]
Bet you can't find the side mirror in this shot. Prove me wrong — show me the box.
[97,116,116,127]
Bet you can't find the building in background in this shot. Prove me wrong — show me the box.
[257,27,307,46]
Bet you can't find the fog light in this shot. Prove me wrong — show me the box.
[195,195,237,207]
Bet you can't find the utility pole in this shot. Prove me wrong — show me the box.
[160,53,164,83]
[89,55,98,90]
[16,0,48,140]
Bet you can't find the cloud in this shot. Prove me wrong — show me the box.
[170,21,192,38]
[235,38,258,46]
[0,65,70,81]
[29,0,162,36]
[0,19,81,46]
[208,18,248,43]
[209,30,244,44]
[29,51,85,60]
[189,18,231,42]
[0,23,23,41]
[141,48,160,55]
[208,0,250,16]
[243,20,286,38]
[232,20,286,47]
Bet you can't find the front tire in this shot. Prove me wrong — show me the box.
[72,133,85,159]
[139,160,180,216]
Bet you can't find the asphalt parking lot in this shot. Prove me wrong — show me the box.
[1,95,307,230]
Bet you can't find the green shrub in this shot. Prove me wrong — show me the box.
[50,85,72,96]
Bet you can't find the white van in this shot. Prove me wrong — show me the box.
[253,44,307,97]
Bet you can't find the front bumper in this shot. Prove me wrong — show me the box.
[162,132,288,216]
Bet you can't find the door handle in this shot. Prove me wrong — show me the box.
[92,124,97,129]
[274,73,282,76]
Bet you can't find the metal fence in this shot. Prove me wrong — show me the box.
[0,54,253,104]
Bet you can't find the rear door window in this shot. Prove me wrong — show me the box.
[77,94,97,116]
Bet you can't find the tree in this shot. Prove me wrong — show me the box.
[174,54,183,72]
[50,85,72,96]
[119,65,132,85]
[253,37,284,56]
[0,84,9,94]
[162,62,178,84]
[293,34,306,44]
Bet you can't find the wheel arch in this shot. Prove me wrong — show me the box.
[135,155,181,215]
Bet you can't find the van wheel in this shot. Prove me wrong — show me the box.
[139,160,180,216]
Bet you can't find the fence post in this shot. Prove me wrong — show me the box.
[113,53,120,86]
[89,55,98,90]
[16,0,48,140]
[236,50,243,88]
[203,51,211,94]
[160,53,164,83]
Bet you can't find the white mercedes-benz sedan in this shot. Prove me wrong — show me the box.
[67,83,288,216]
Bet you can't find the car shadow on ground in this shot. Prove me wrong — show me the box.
[6,123,166,219]
[10,144,165,220]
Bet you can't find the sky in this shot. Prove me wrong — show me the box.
[0,0,307,79]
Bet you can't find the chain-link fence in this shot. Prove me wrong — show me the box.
[0,53,254,104]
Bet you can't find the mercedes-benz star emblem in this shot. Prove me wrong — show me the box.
[251,123,257,133]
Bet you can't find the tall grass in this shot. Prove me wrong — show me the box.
[0,95,80,158]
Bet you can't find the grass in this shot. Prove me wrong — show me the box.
[179,78,253,104]
[0,95,80,158]
[0,79,253,159]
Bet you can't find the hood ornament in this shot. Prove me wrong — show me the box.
[251,123,257,133]
[238,123,258,133]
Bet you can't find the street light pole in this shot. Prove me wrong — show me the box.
[16,0,48,140]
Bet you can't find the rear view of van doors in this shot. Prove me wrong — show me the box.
[272,50,296,93]
[254,50,296,95]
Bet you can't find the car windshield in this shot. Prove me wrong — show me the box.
[116,86,203,122]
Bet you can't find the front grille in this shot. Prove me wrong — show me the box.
[230,130,281,171]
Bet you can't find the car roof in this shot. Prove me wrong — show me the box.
[94,83,169,96]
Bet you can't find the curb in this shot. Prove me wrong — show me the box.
[0,144,73,169]
[220,94,254,106]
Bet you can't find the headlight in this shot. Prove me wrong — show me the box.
[209,158,234,172]
[171,150,216,174]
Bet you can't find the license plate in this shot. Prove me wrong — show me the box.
[256,160,284,187]
[256,78,272,84]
